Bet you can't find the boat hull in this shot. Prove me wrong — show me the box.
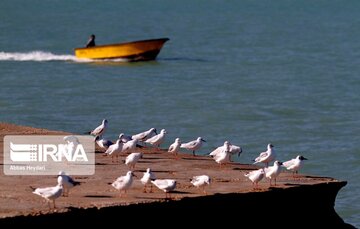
[74,38,169,61]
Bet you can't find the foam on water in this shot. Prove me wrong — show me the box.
[0,51,76,62]
[0,51,128,63]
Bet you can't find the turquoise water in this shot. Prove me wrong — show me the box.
[0,0,359,226]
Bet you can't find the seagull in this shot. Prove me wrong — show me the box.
[63,135,80,144]
[104,139,123,163]
[94,136,113,150]
[31,183,63,209]
[190,175,211,194]
[151,179,177,199]
[140,168,156,193]
[168,138,181,159]
[210,141,242,161]
[282,155,308,178]
[86,119,108,137]
[145,129,167,149]
[132,128,157,142]
[125,152,143,170]
[56,135,80,160]
[253,143,276,167]
[213,141,231,168]
[264,161,283,186]
[111,171,136,197]
[180,137,206,156]
[210,141,243,162]
[122,138,140,154]
[57,171,81,197]
[244,168,265,189]
[118,133,133,143]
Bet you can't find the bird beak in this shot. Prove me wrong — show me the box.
[201,139,206,142]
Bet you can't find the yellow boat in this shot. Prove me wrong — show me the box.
[74,38,169,61]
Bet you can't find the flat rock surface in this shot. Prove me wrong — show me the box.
[0,122,338,218]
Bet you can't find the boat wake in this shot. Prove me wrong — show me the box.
[0,51,78,62]
[0,51,128,63]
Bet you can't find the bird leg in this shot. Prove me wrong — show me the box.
[202,187,207,195]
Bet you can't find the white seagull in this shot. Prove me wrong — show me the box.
[87,119,108,137]
[209,141,242,162]
[264,161,283,186]
[132,128,157,142]
[57,135,80,160]
[180,137,206,156]
[168,138,181,159]
[213,141,231,168]
[282,155,308,178]
[125,152,143,170]
[151,179,177,199]
[122,138,140,154]
[94,135,113,150]
[145,129,167,149]
[253,143,276,167]
[244,168,265,189]
[118,133,133,143]
[57,171,81,197]
[111,171,136,197]
[191,175,211,194]
[140,168,156,193]
[31,183,63,209]
[104,139,124,163]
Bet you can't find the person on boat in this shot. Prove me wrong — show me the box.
[86,34,96,48]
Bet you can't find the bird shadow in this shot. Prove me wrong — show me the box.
[182,157,212,161]
[133,169,175,174]
[84,195,113,198]
[171,190,191,194]
[141,157,163,160]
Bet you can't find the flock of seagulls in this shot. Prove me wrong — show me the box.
[31,119,308,209]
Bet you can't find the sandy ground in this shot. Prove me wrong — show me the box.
[0,122,338,218]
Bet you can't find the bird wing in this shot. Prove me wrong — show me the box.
[145,134,159,144]
[282,159,296,168]
[181,140,196,149]
[230,145,242,155]
[33,186,61,199]
[209,146,222,156]
[254,151,268,163]
[104,144,115,155]
[168,142,176,152]
[91,124,104,135]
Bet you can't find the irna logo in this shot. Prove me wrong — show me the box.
[4,135,95,175]
[9,142,88,162]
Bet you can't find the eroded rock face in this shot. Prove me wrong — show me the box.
[0,181,354,228]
